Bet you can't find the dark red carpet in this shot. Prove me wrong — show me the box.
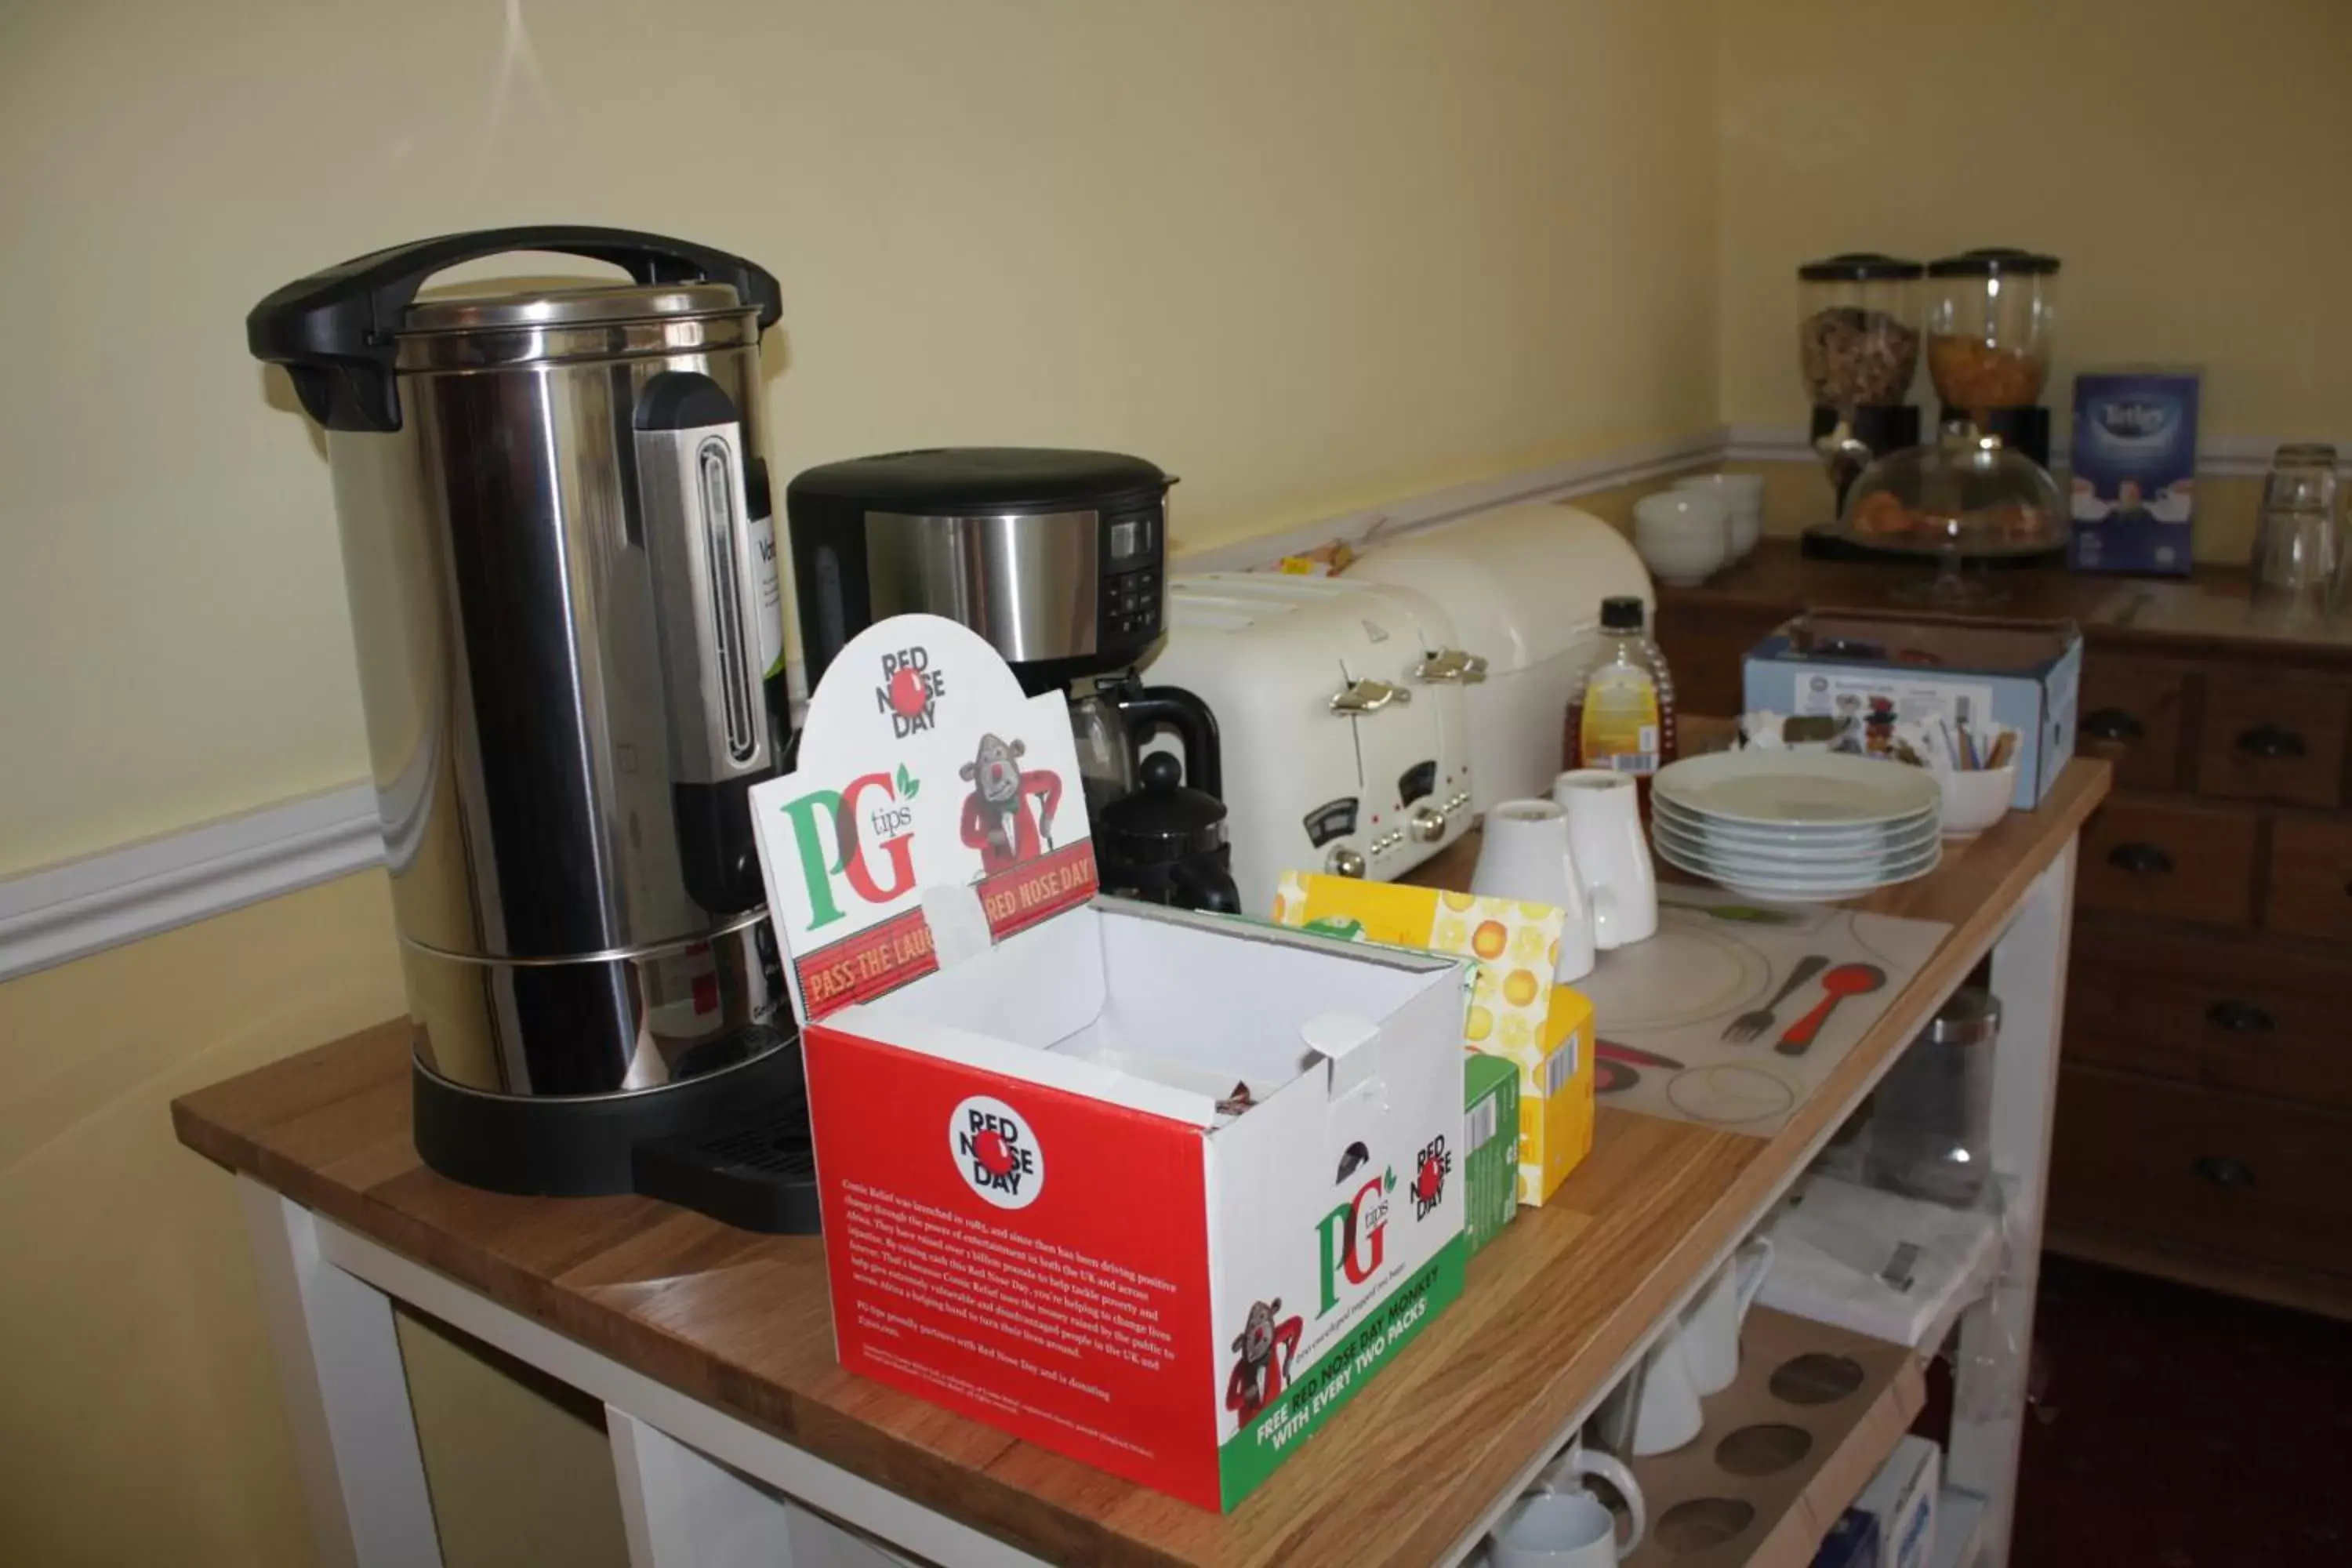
[2002,1254,2352,1567]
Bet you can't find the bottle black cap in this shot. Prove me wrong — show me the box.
[1601,595,1645,630]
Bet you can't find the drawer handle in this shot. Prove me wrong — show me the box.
[2106,841,2174,875]
[2082,706,2145,742]
[2235,724,2307,760]
[2190,1156,2256,1190]
[2205,1000,2275,1034]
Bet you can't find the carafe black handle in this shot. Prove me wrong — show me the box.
[248,226,782,434]
[1117,687,1224,800]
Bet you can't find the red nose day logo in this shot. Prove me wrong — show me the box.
[949,1095,1044,1209]
[876,646,946,738]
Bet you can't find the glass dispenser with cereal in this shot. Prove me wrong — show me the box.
[1798,253,1924,515]
[1926,249,2061,467]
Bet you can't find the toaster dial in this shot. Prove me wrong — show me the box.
[1325,845,1367,879]
[1407,805,1447,844]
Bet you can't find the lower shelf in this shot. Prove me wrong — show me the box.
[1621,1308,1925,1568]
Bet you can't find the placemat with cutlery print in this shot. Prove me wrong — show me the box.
[1571,888,1948,1134]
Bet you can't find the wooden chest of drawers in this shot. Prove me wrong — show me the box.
[1657,545,2352,1319]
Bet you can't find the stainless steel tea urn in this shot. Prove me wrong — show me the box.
[250,227,803,1195]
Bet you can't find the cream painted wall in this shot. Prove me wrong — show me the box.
[0,0,1719,877]
[0,869,636,1568]
[1716,0,2352,556]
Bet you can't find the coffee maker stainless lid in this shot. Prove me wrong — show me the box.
[786,447,1174,697]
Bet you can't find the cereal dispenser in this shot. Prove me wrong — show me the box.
[1926,248,2061,467]
[1798,253,1924,516]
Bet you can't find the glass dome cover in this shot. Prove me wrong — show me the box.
[1839,422,2066,557]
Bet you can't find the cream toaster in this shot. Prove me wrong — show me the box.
[1141,572,1485,916]
[1346,503,1651,815]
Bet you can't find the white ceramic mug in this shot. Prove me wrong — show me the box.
[1680,1236,1773,1396]
[1629,1331,1704,1457]
[1492,1443,1646,1567]
[1471,800,1599,982]
[1551,771,1657,949]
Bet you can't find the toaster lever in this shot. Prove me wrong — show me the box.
[1330,678,1411,714]
[1413,648,1489,684]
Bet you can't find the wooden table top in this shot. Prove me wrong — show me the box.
[172,758,2108,1568]
[1661,539,2352,667]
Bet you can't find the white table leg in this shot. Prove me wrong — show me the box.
[610,1405,793,1567]
[238,1175,445,1568]
[610,1406,923,1568]
[1948,840,2078,1566]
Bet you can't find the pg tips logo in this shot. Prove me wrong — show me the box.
[1410,1134,1452,1221]
[776,760,920,931]
[949,1095,1044,1209]
[877,645,946,738]
[1316,1163,1392,1316]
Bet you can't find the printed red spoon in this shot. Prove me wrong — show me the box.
[1774,963,1886,1055]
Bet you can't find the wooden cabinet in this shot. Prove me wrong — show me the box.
[2065,921,2352,1112]
[2196,673,2350,809]
[2266,815,2352,942]
[1653,544,2352,1318]
[2078,797,2258,927]
[2077,657,2189,793]
[2051,1065,2352,1280]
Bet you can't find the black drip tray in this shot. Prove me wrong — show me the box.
[632,1041,822,1235]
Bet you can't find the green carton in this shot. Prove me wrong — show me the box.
[1464,1052,1520,1255]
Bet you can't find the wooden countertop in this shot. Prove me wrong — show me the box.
[1662,540,2352,667]
[172,760,2108,1568]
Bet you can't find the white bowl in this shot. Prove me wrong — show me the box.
[1935,764,2016,837]
[1676,474,1764,559]
[1634,489,1730,539]
[1633,536,1726,586]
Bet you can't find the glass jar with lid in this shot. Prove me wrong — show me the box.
[1798,253,1923,409]
[1839,420,2066,601]
[1925,249,2060,411]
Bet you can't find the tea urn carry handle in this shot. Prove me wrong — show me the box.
[247,225,783,433]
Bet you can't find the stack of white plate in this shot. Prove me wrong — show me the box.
[1651,752,1944,902]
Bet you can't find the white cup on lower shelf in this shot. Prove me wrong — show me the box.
[1681,1235,1773,1396]
[1490,1442,1646,1566]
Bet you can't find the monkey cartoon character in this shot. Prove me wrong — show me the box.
[1225,1298,1304,1424]
[959,733,1063,875]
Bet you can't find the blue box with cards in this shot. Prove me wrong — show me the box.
[2068,368,2201,575]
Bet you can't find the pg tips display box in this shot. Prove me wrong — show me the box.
[749,615,1471,1512]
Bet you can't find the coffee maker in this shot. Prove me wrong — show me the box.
[786,448,1239,911]
[249,227,818,1229]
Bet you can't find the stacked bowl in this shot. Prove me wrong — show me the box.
[1675,472,1765,561]
[1650,751,1944,902]
[1632,490,1730,586]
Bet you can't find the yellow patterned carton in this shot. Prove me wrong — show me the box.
[1270,874,1595,1204]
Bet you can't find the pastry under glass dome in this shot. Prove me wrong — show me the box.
[1837,422,2066,602]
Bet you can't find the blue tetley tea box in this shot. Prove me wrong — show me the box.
[2069,368,2201,575]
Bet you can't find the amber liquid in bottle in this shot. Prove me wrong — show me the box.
[1564,598,1677,811]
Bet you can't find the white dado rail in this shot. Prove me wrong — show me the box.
[1,422,2333,982]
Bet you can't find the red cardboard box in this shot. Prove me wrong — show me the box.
[750,615,1470,1511]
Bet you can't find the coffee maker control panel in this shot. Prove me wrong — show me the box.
[1101,507,1163,643]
